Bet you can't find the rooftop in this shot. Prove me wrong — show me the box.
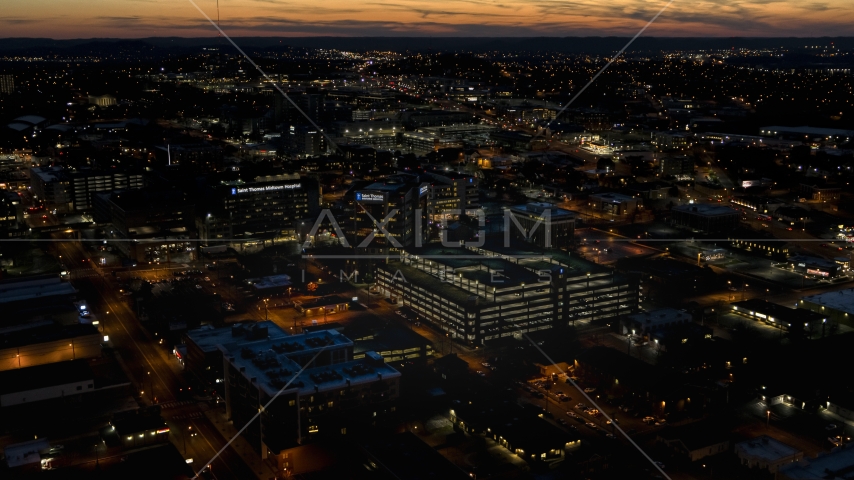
[736,435,801,461]
[778,442,854,479]
[590,192,638,203]
[732,299,827,324]
[0,359,93,396]
[184,321,288,353]
[801,288,854,314]
[219,328,402,397]
[787,255,839,270]
[247,274,292,291]
[0,323,99,350]
[0,274,77,306]
[509,202,576,218]
[627,308,692,328]
[672,203,739,217]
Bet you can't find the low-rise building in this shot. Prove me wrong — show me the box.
[671,204,739,233]
[0,359,94,407]
[623,308,691,336]
[0,323,101,371]
[786,255,842,279]
[735,436,803,473]
[731,299,827,333]
[111,414,170,449]
[799,288,854,327]
[588,192,640,216]
[657,420,730,461]
[449,400,580,465]
[778,442,854,480]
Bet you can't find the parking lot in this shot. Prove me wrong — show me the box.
[576,228,661,265]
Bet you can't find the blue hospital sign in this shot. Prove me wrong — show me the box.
[356,193,363,201]
[231,188,237,195]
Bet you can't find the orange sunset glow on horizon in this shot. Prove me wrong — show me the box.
[2,0,853,39]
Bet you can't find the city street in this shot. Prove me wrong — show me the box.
[54,236,257,480]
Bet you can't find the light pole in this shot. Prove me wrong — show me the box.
[263,298,269,321]
[742,282,748,301]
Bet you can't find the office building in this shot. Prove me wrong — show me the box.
[0,75,13,95]
[198,172,312,247]
[30,166,143,213]
[219,329,400,465]
[349,175,430,260]
[0,190,24,237]
[377,245,638,346]
[95,188,194,263]
[671,204,739,233]
[659,156,694,177]
[422,169,480,220]
[505,203,576,249]
[588,193,640,217]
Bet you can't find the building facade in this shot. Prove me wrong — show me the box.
[198,173,311,247]
[219,328,400,473]
[506,203,575,249]
[377,247,638,345]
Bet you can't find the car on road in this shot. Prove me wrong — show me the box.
[195,285,202,289]
[575,403,586,409]
[567,411,578,418]
[558,419,567,426]
[606,418,620,425]
[585,422,597,429]
[826,424,839,431]
[583,387,596,393]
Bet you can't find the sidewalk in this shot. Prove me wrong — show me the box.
[203,407,278,480]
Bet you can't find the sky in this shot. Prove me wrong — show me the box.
[2,0,853,38]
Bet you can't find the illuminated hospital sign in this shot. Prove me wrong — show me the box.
[232,184,301,195]
[356,192,385,203]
